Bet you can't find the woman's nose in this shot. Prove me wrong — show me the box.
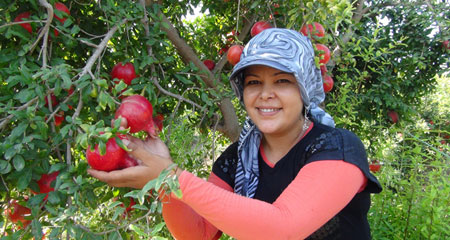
[260,83,274,100]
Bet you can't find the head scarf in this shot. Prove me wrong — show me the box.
[230,28,335,198]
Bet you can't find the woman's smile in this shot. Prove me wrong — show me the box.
[243,65,304,137]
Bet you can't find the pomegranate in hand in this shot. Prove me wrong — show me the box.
[86,135,127,172]
[114,95,157,137]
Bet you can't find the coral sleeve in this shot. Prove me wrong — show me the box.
[162,172,232,240]
[176,160,365,240]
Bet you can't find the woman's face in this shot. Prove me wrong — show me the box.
[243,65,304,137]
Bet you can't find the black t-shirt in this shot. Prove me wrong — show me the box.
[212,121,382,240]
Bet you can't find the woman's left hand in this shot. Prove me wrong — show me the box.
[88,136,176,189]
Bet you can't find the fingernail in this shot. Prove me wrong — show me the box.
[119,126,125,130]
[122,139,130,146]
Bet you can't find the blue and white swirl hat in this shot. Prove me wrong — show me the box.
[229,28,334,127]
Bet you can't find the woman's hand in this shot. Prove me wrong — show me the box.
[87,117,177,189]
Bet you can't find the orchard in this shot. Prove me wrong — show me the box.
[1,0,449,239]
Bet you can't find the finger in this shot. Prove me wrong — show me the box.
[126,137,153,161]
[118,116,128,129]
[87,167,150,188]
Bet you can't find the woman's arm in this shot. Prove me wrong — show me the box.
[162,173,233,240]
[175,160,365,240]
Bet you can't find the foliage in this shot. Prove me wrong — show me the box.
[0,0,449,239]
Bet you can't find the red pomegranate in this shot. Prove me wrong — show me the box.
[114,95,156,136]
[86,135,127,171]
[118,154,139,169]
[111,62,137,85]
[5,200,31,228]
[14,12,33,34]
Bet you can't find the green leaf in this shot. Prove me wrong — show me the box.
[29,194,46,206]
[0,160,12,174]
[10,122,28,139]
[31,219,43,240]
[13,155,25,171]
[115,137,129,151]
[4,147,17,160]
[47,191,60,204]
[99,140,106,155]
[94,79,108,88]
[129,224,146,236]
[60,124,71,138]
[17,168,32,190]
[151,222,166,235]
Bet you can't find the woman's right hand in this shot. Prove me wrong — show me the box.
[87,117,177,189]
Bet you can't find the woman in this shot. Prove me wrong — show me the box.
[88,28,382,240]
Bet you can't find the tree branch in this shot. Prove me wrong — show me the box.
[0,97,39,130]
[148,6,241,140]
[30,0,53,55]
[213,15,256,76]
[80,19,128,78]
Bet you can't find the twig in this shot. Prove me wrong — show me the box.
[0,20,44,30]
[212,15,254,76]
[80,19,128,78]
[30,0,54,54]
[0,97,39,130]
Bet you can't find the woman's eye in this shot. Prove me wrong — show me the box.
[245,80,260,86]
[277,79,292,83]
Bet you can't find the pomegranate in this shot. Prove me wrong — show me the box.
[153,113,164,132]
[323,75,334,93]
[300,22,326,39]
[54,2,70,23]
[111,62,137,85]
[114,95,156,136]
[14,12,33,34]
[32,171,59,200]
[203,59,215,71]
[5,200,31,228]
[251,21,273,37]
[118,154,139,169]
[227,45,244,66]
[44,93,58,108]
[86,135,127,171]
[315,44,331,65]
[54,111,64,127]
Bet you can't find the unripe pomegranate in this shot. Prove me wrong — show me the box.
[86,135,127,172]
[114,95,156,136]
